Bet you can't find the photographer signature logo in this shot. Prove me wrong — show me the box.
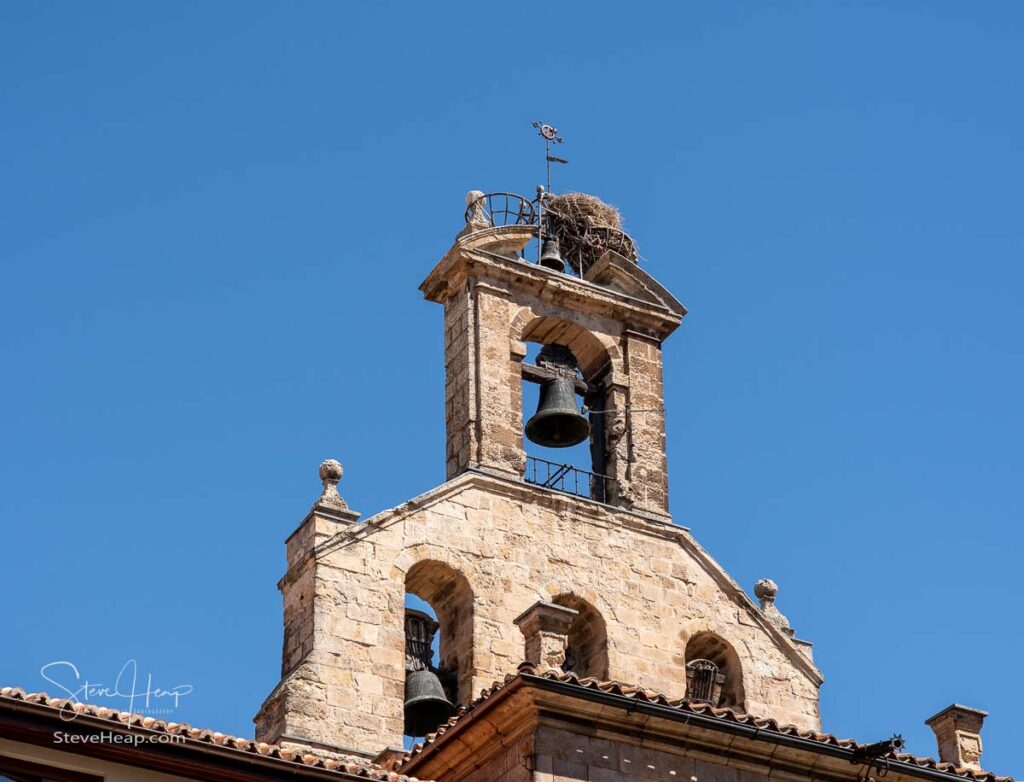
[40,659,194,722]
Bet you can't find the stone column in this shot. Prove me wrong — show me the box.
[473,281,523,477]
[621,330,670,517]
[514,601,578,672]
[925,704,987,770]
[442,278,522,480]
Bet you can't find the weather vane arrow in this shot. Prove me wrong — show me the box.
[533,121,568,193]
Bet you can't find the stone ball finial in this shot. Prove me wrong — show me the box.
[319,459,343,483]
[754,578,778,602]
[755,578,794,636]
[315,459,348,510]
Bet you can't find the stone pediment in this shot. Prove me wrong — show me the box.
[316,471,823,700]
[584,250,687,318]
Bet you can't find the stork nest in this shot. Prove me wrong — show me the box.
[543,192,637,274]
[545,192,622,229]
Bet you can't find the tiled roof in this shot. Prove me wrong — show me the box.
[405,664,1013,782]
[0,687,423,782]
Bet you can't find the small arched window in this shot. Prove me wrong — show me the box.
[405,561,474,706]
[551,593,609,680]
[684,632,745,710]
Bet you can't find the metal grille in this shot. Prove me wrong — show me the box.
[686,659,719,703]
[524,456,614,503]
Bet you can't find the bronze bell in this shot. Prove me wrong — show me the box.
[404,669,454,737]
[525,345,590,448]
[538,237,565,272]
[403,609,454,736]
[526,375,591,448]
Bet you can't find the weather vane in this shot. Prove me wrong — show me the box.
[533,121,568,193]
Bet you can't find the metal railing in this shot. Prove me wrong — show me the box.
[464,192,537,227]
[524,455,615,503]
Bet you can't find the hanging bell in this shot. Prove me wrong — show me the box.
[526,344,591,448]
[526,375,591,447]
[404,668,454,737]
[538,237,565,272]
[403,608,454,736]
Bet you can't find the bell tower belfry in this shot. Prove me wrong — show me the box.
[425,192,685,519]
[255,190,822,758]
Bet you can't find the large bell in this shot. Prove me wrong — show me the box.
[526,375,591,448]
[538,237,565,272]
[404,668,454,737]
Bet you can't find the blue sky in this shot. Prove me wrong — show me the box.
[2,1,1021,775]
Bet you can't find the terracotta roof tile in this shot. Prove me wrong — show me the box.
[403,664,1013,782]
[0,687,424,782]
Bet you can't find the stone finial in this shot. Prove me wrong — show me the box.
[754,577,777,602]
[314,459,348,511]
[926,704,988,770]
[465,190,487,226]
[514,601,579,672]
[755,578,794,637]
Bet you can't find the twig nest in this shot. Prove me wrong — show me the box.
[545,192,622,229]
[543,192,636,274]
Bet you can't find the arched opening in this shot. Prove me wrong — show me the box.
[405,561,474,708]
[552,594,609,680]
[684,632,745,710]
[519,316,616,504]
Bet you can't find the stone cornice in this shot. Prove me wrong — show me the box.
[419,227,684,340]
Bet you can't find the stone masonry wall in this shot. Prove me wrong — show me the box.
[460,733,534,782]
[534,725,773,782]
[255,473,821,754]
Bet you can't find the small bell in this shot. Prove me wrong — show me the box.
[403,609,454,736]
[539,237,565,272]
[404,669,454,737]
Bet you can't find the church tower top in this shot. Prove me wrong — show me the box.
[421,189,686,518]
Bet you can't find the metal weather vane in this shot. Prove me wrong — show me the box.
[533,121,568,193]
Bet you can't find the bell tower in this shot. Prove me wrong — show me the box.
[255,189,822,758]
[425,190,685,518]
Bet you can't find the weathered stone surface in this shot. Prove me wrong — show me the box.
[926,704,988,770]
[515,601,579,672]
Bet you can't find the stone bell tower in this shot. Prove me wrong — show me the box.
[427,199,682,518]
[255,190,822,757]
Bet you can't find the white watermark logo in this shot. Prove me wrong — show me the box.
[40,659,194,722]
[53,731,186,746]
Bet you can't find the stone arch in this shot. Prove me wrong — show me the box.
[513,309,624,495]
[551,593,610,680]
[404,559,475,706]
[684,631,746,710]
[510,306,621,381]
